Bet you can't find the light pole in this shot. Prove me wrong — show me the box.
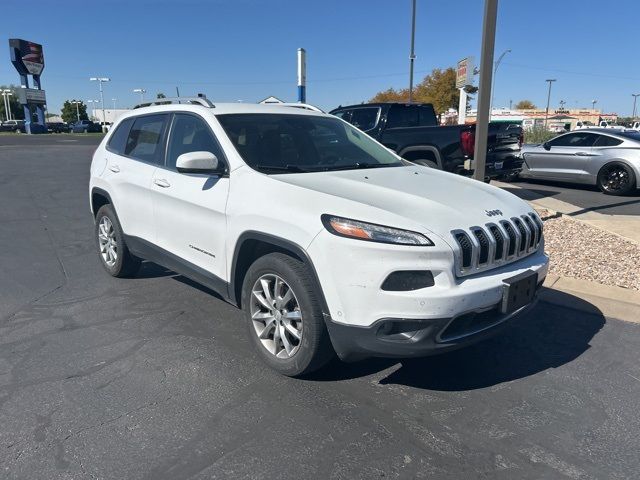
[133,88,146,103]
[87,100,99,121]
[70,100,82,122]
[90,77,110,130]
[1,89,13,121]
[112,98,117,110]
[632,94,640,119]
[408,0,417,103]
[490,48,511,113]
[591,99,597,111]
[544,79,556,130]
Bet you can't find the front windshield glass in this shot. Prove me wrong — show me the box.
[217,113,404,174]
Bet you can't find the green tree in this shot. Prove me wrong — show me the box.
[156,92,170,105]
[0,85,25,121]
[515,100,536,110]
[61,100,88,124]
[370,67,461,114]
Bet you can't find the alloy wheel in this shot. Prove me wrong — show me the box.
[250,274,303,358]
[601,165,630,193]
[97,216,118,267]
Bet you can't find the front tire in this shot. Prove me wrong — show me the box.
[95,204,141,277]
[597,162,636,195]
[241,253,335,376]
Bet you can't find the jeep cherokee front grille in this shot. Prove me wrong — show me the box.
[451,213,543,277]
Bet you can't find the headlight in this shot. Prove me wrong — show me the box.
[321,215,433,246]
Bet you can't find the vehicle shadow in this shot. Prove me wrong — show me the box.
[312,290,605,391]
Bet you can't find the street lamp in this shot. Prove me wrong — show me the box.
[133,88,146,103]
[1,89,13,121]
[87,100,99,121]
[632,94,640,119]
[90,77,110,130]
[70,100,82,122]
[544,79,556,130]
[490,48,511,113]
[591,99,597,111]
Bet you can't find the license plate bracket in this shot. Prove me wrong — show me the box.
[501,270,537,314]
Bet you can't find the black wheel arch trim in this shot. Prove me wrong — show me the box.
[90,187,115,217]
[398,145,443,169]
[229,231,330,316]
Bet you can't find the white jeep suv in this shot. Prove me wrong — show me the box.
[90,96,549,376]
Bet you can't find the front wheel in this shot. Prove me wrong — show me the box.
[241,253,335,376]
[597,162,636,195]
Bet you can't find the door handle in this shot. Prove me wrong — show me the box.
[154,178,171,188]
[108,164,120,173]
[574,151,590,156]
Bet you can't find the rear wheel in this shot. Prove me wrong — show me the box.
[597,162,636,195]
[95,204,141,277]
[241,253,335,376]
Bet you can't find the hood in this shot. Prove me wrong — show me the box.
[273,166,532,237]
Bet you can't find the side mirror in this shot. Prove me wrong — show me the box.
[176,151,221,174]
[542,142,551,150]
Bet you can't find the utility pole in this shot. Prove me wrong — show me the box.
[472,0,498,182]
[408,0,417,103]
[544,79,556,130]
[632,94,640,119]
[90,77,110,131]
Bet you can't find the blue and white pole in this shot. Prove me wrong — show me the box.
[297,48,306,103]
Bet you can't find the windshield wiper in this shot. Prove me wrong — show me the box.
[325,162,401,171]
[254,164,311,173]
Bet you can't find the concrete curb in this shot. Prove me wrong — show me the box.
[542,274,640,323]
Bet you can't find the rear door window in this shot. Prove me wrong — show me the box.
[124,114,169,164]
[386,105,419,128]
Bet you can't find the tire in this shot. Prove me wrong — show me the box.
[94,204,141,277]
[500,171,520,182]
[14,129,20,134]
[83,128,88,134]
[241,252,335,377]
[412,159,439,169]
[596,162,636,195]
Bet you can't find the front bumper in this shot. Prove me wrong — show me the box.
[325,294,539,361]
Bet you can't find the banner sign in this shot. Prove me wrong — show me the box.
[17,88,47,105]
[456,57,474,88]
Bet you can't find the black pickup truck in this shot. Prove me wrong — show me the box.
[329,103,523,179]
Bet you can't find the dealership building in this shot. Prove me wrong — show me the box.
[463,108,618,131]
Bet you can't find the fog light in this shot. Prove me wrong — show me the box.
[381,271,435,291]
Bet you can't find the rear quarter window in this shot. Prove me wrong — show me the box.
[106,118,134,155]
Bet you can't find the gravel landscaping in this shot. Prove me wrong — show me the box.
[537,209,640,291]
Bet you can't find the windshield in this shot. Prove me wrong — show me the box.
[217,113,403,174]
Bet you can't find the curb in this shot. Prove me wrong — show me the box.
[542,274,640,323]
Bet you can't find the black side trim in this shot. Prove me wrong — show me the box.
[124,235,231,302]
[229,231,330,315]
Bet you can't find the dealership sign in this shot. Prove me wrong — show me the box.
[17,88,47,105]
[9,39,45,76]
[456,57,474,88]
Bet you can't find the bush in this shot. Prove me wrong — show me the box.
[524,127,558,144]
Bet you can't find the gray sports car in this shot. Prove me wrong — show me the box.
[520,128,640,195]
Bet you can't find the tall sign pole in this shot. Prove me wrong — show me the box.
[544,79,556,130]
[456,57,473,125]
[9,39,46,133]
[472,0,498,181]
[297,48,306,103]
[408,0,416,103]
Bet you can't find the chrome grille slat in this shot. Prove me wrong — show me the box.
[451,215,544,277]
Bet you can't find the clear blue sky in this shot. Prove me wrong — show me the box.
[1,0,637,115]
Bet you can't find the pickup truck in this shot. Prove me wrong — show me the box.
[71,120,102,133]
[0,119,26,133]
[329,103,523,179]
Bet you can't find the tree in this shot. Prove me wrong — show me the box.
[515,100,536,110]
[61,100,88,124]
[370,67,461,114]
[156,92,170,105]
[0,85,25,121]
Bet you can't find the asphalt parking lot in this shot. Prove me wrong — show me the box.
[2,135,640,479]
[498,178,640,217]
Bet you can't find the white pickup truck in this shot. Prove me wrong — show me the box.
[575,120,624,130]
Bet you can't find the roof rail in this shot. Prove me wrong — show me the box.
[133,95,214,109]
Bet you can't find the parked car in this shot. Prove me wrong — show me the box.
[71,120,102,133]
[0,119,26,133]
[46,122,70,133]
[90,97,548,376]
[329,103,524,180]
[520,129,640,195]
